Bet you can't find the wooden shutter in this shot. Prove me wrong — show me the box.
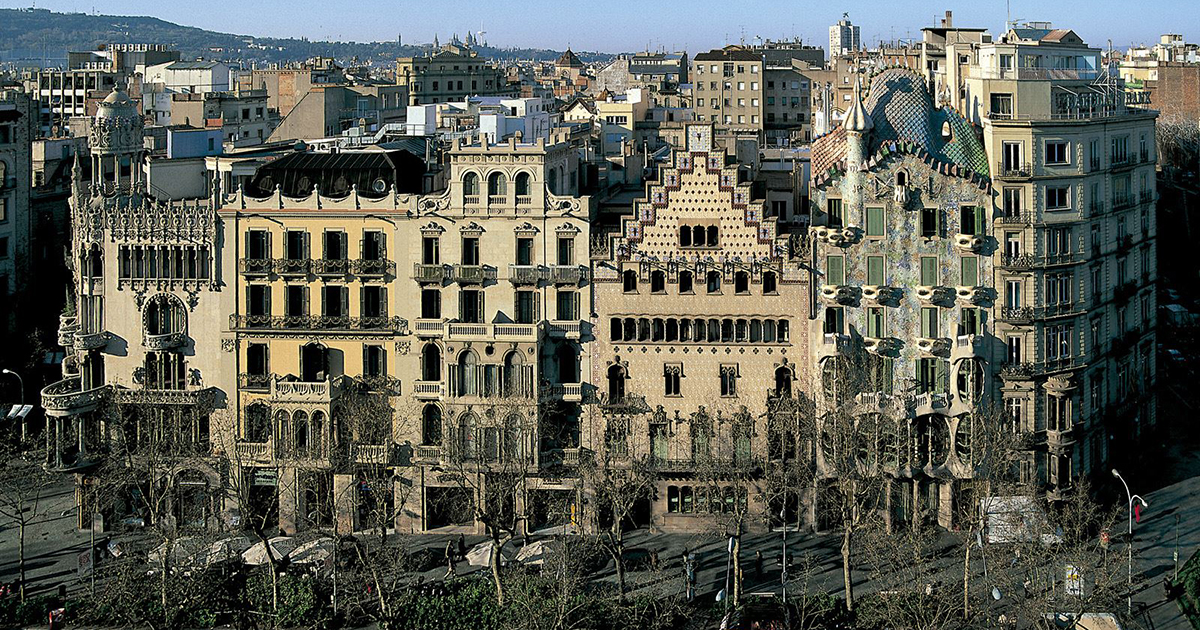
[341,286,349,318]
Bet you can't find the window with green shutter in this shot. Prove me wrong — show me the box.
[866,206,884,237]
[866,307,884,338]
[867,256,885,285]
[921,307,938,338]
[961,256,978,287]
[826,255,845,285]
[920,256,938,286]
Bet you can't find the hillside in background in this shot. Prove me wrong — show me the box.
[0,7,614,67]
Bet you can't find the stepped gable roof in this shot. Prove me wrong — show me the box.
[810,67,990,184]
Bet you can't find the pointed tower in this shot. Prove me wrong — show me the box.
[841,74,873,222]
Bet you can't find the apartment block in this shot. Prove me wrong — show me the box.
[396,44,511,106]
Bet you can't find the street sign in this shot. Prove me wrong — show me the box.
[5,404,32,420]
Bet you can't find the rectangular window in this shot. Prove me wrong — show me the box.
[421,288,441,319]
[285,285,306,317]
[826,198,843,227]
[916,358,947,394]
[920,256,938,286]
[1002,188,1022,217]
[961,256,978,287]
[866,307,884,338]
[363,345,385,378]
[960,308,980,336]
[1006,280,1022,308]
[362,231,385,260]
[826,255,845,285]
[959,205,983,235]
[422,236,440,264]
[1046,186,1070,210]
[866,256,885,286]
[557,237,575,265]
[515,290,535,324]
[866,206,884,237]
[1045,140,1069,165]
[285,230,307,259]
[323,231,346,260]
[920,307,939,339]
[720,365,738,397]
[516,237,533,266]
[460,289,482,323]
[555,290,578,321]
[461,237,480,265]
[921,206,939,238]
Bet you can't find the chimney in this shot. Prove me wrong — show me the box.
[943,11,953,28]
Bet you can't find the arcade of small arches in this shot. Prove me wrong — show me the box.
[621,267,778,296]
[608,316,791,344]
[242,402,346,459]
[461,166,568,200]
[417,402,531,463]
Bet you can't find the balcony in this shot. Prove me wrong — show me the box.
[463,195,482,207]
[818,332,851,359]
[74,330,110,351]
[913,392,950,416]
[443,322,540,343]
[312,258,350,277]
[863,336,902,356]
[916,337,951,357]
[1139,190,1155,204]
[549,265,588,285]
[58,314,78,347]
[413,380,442,400]
[414,319,445,337]
[955,285,990,306]
[452,264,496,284]
[811,225,861,247]
[954,233,986,253]
[1113,281,1139,304]
[229,315,408,333]
[547,320,582,339]
[861,285,902,305]
[820,284,860,306]
[269,376,345,404]
[41,377,108,415]
[998,306,1035,324]
[995,162,1032,179]
[952,334,985,360]
[546,383,583,402]
[915,285,955,305]
[599,394,649,414]
[351,258,396,278]
[994,211,1031,226]
[1046,427,1076,449]
[239,373,271,390]
[999,254,1034,270]
[516,195,533,207]
[274,258,310,277]
[235,441,272,464]
[412,263,447,283]
[351,444,393,465]
[239,258,272,276]
[144,330,186,351]
[487,195,505,206]
[1112,194,1135,210]
[508,265,544,285]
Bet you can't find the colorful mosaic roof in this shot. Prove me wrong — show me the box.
[811,67,990,185]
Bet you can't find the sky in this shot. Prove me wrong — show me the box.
[5,0,1196,53]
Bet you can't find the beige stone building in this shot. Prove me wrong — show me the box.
[396,44,512,106]
[589,122,811,533]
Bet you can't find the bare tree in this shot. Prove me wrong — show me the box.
[578,438,656,603]
[0,438,57,602]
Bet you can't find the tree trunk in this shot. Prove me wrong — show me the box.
[17,521,26,602]
[490,537,505,605]
[613,525,627,603]
[732,535,742,606]
[841,524,854,611]
[963,539,971,620]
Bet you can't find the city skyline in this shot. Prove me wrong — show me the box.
[3,0,1196,54]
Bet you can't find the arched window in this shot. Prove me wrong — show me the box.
[775,366,793,398]
[637,318,650,341]
[679,226,692,247]
[610,317,622,342]
[421,343,441,381]
[422,404,442,446]
[547,168,559,195]
[514,172,531,196]
[721,319,733,342]
[679,270,694,293]
[607,364,626,401]
[503,414,523,461]
[896,171,908,187]
[245,403,270,443]
[679,319,692,341]
[503,350,524,397]
[487,172,507,197]
[734,271,750,294]
[665,319,678,342]
[275,409,289,449]
[622,318,635,341]
[459,413,477,459]
[706,271,721,294]
[692,225,706,246]
[707,225,719,246]
[707,319,720,342]
[763,320,777,343]
[622,270,638,293]
[145,294,187,336]
[87,244,103,278]
[651,270,666,293]
[463,172,479,196]
[457,350,478,397]
[652,318,665,341]
[735,319,748,342]
[763,271,777,294]
[300,343,327,382]
[749,320,762,343]
[293,410,310,454]
[310,411,326,455]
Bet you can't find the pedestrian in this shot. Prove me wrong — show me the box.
[444,540,456,579]
[457,533,467,560]
[755,550,763,580]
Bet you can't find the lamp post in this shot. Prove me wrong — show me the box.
[1112,469,1147,616]
[1,369,24,440]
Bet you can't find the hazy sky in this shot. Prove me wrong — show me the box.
[6,0,1195,53]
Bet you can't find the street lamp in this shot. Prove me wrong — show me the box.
[1,369,24,440]
[1112,469,1148,616]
